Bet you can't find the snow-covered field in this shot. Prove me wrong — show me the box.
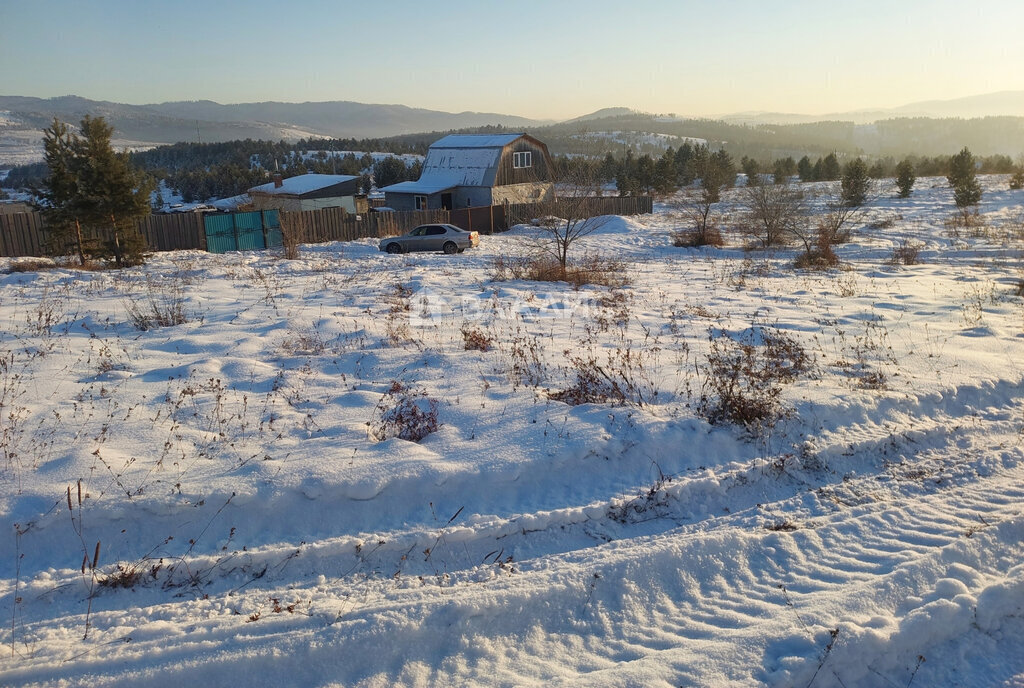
[1,177,1023,687]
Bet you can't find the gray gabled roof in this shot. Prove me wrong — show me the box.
[381,134,528,194]
[249,173,358,196]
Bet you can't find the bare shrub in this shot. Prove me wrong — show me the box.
[793,226,840,270]
[508,334,546,388]
[5,258,58,273]
[370,381,440,442]
[699,328,810,430]
[673,186,727,248]
[742,181,807,248]
[490,252,627,288]
[890,241,923,266]
[461,325,493,352]
[549,346,659,407]
[529,163,613,274]
[384,282,414,345]
[279,211,308,260]
[608,470,674,523]
[945,209,986,235]
[280,329,326,356]
[99,562,160,589]
[124,276,189,330]
[673,226,724,248]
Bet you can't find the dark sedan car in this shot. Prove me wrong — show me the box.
[379,224,480,254]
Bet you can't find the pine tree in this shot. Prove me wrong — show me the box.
[1008,166,1024,190]
[895,159,916,198]
[73,115,154,266]
[653,148,677,194]
[674,142,695,186]
[840,158,871,207]
[39,118,91,264]
[812,158,824,182]
[599,152,619,185]
[712,149,735,188]
[821,153,841,181]
[741,157,760,186]
[634,155,656,194]
[797,156,814,182]
[773,158,796,185]
[947,147,982,208]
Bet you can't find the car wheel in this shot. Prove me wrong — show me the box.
[385,243,402,254]
[442,242,458,255]
[457,248,465,253]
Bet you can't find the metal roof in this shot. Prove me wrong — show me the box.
[249,173,359,196]
[429,133,525,149]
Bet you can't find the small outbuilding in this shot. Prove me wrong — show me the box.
[381,134,554,211]
[248,173,366,213]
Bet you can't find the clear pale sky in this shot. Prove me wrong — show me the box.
[2,0,1022,120]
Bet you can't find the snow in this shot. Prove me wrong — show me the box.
[430,134,525,149]
[1,176,1024,686]
[572,130,707,150]
[249,173,358,196]
[382,146,504,193]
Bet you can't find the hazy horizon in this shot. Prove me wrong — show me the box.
[3,0,1023,121]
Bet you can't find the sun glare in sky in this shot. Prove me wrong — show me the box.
[2,0,1022,119]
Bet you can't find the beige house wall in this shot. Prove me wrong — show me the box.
[491,182,554,205]
[250,195,357,213]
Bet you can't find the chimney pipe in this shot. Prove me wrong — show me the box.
[273,173,283,189]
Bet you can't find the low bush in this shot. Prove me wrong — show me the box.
[698,328,810,430]
[890,241,923,266]
[491,252,628,288]
[673,227,724,248]
[370,381,440,442]
[124,277,189,330]
[461,326,494,352]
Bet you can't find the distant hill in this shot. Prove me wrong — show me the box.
[565,107,637,123]
[0,95,551,165]
[719,90,1024,125]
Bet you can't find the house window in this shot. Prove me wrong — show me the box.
[415,195,427,210]
[513,151,532,169]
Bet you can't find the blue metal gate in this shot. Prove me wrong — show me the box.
[203,210,281,254]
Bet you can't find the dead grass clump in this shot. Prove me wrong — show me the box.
[491,253,628,288]
[890,241,923,266]
[6,258,58,273]
[699,329,811,431]
[794,234,840,270]
[945,209,986,234]
[673,226,724,248]
[461,326,494,352]
[548,356,625,406]
[99,562,161,589]
[370,381,440,442]
[124,277,189,330]
[280,330,327,356]
[549,347,659,407]
[867,215,900,230]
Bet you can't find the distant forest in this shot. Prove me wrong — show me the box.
[4,115,1023,204]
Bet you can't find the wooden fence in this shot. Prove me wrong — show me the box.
[0,195,652,258]
[0,211,46,257]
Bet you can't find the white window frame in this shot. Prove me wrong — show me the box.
[513,151,532,169]
[414,195,428,210]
